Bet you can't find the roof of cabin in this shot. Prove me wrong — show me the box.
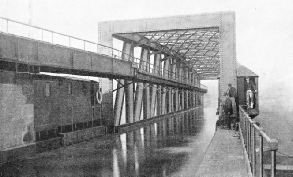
[237,63,258,77]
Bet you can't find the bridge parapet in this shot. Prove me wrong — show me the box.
[239,105,278,177]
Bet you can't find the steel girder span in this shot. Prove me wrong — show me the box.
[0,16,206,139]
[99,12,236,131]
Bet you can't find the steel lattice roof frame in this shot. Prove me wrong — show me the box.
[98,12,237,97]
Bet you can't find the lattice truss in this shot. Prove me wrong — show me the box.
[136,27,220,78]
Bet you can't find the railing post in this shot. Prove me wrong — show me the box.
[244,117,247,147]
[251,121,256,176]
[248,121,251,160]
[269,139,278,177]
[259,127,264,177]
[6,19,8,32]
[246,119,249,152]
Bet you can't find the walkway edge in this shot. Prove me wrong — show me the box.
[239,128,253,177]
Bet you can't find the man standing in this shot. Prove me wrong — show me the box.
[245,77,257,108]
[227,83,237,117]
[224,93,233,129]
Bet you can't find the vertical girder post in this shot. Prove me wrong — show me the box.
[150,53,160,117]
[172,58,176,80]
[123,42,135,123]
[150,84,157,117]
[161,86,166,114]
[154,53,161,76]
[185,68,189,84]
[142,48,151,119]
[134,83,143,121]
[157,85,162,115]
[179,64,183,82]
[134,48,150,121]
[114,80,125,126]
[168,87,172,113]
[175,88,179,111]
[193,90,196,107]
[140,48,149,72]
[163,57,170,79]
[181,89,185,110]
[185,90,189,109]
[191,72,194,85]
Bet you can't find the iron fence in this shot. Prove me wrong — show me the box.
[239,105,278,177]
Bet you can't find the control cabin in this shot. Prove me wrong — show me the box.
[237,64,259,118]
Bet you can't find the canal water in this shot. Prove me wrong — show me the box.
[0,102,218,177]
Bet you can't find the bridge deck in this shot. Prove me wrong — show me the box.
[195,128,249,177]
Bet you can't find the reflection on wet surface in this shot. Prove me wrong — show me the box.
[0,103,218,177]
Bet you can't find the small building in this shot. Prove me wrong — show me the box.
[237,63,259,117]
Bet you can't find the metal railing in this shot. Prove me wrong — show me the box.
[133,59,193,85]
[0,16,122,57]
[0,17,200,87]
[239,106,278,177]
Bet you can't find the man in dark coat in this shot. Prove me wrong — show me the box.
[224,92,233,129]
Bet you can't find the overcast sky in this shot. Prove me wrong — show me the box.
[1,0,293,92]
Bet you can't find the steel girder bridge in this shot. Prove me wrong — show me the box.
[99,12,236,131]
[0,12,236,160]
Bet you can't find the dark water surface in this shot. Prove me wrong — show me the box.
[0,103,218,177]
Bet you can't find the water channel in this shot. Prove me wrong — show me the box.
[1,101,218,177]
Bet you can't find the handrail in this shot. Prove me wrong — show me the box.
[239,105,278,177]
[0,17,201,87]
[0,17,124,56]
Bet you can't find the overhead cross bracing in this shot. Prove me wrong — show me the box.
[113,27,220,79]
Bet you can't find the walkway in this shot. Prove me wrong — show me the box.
[195,128,249,177]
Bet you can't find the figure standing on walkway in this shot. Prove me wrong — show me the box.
[224,93,233,129]
[227,83,237,115]
[245,77,257,108]
[227,83,238,129]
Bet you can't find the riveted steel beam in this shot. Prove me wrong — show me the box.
[114,79,125,126]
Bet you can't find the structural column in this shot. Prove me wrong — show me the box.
[161,87,166,114]
[134,48,149,121]
[150,53,161,117]
[123,42,134,123]
[168,87,172,113]
[150,84,157,117]
[163,57,170,79]
[172,58,177,80]
[175,88,179,111]
[181,89,185,110]
[157,85,162,115]
[114,80,125,126]
[142,48,151,119]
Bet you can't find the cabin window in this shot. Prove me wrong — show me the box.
[45,82,51,97]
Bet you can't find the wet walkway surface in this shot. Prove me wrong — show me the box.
[0,103,218,177]
[195,128,248,177]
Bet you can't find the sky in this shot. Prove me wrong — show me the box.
[1,0,293,95]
